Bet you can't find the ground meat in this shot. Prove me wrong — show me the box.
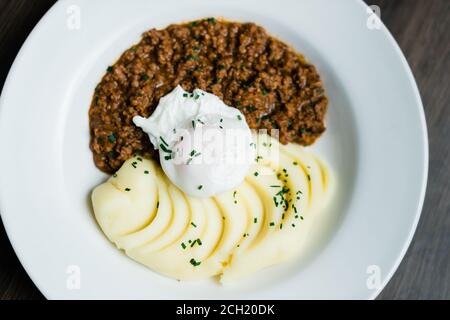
[89,18,328,173]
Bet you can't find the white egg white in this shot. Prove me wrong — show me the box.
[133,85,255,197]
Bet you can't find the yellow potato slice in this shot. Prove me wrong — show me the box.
[114,168,172,250]
[92,157,157,240]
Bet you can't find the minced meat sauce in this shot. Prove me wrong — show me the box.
[89,18,328,173]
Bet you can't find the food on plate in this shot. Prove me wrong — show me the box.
[89,17,333,283]
[92,133,333,282]
[89,18,328,173]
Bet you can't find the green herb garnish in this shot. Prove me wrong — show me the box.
[187,55,199,61]
[160,136,169,147]
[108,133,116,143]
[160,143,172,154]
[189,258,201,267]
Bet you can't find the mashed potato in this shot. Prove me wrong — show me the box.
[92,133,333,283]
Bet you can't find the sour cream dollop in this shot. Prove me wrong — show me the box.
[133,85,255,197]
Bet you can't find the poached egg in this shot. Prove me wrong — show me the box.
[133,85,255,197]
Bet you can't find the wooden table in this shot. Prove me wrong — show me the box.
[0,0,448,300]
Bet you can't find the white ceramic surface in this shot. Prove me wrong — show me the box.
[0,0,427,299]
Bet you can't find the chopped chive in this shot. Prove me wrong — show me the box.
[125,188,131,192]
[108,133,116,143]
[159,143,172,153]
[141,74,149,81]
[291,224,296,228]
[187,55,199,61]
[189,258,201,267]
[113,173,117,178]
[183,93,188,97]
[137,157,143,161]
[181,243,187,249]
[144,170,149,174]
[160,136,169,147]
[270,185,281,188]
[197,185,203,190]
[191,222,197,228]
[164,155,172,161]
[293,161,298,165]
[307,175,311,181]
[186,158,193,165]
[131,161,137,168]
[254,171,259,176]
[106,66,113,72]
[237,115,242,121]
[246,105,257,112]
[269,222,275,226]
[192,120,196,129]
[254,217,257,223]
[280,223,283,230]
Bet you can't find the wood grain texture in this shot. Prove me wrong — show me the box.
[0,0,448,300]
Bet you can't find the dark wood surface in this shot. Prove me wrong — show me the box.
[0,0,448,300]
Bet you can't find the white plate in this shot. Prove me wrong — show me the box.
[0,0,427,299]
